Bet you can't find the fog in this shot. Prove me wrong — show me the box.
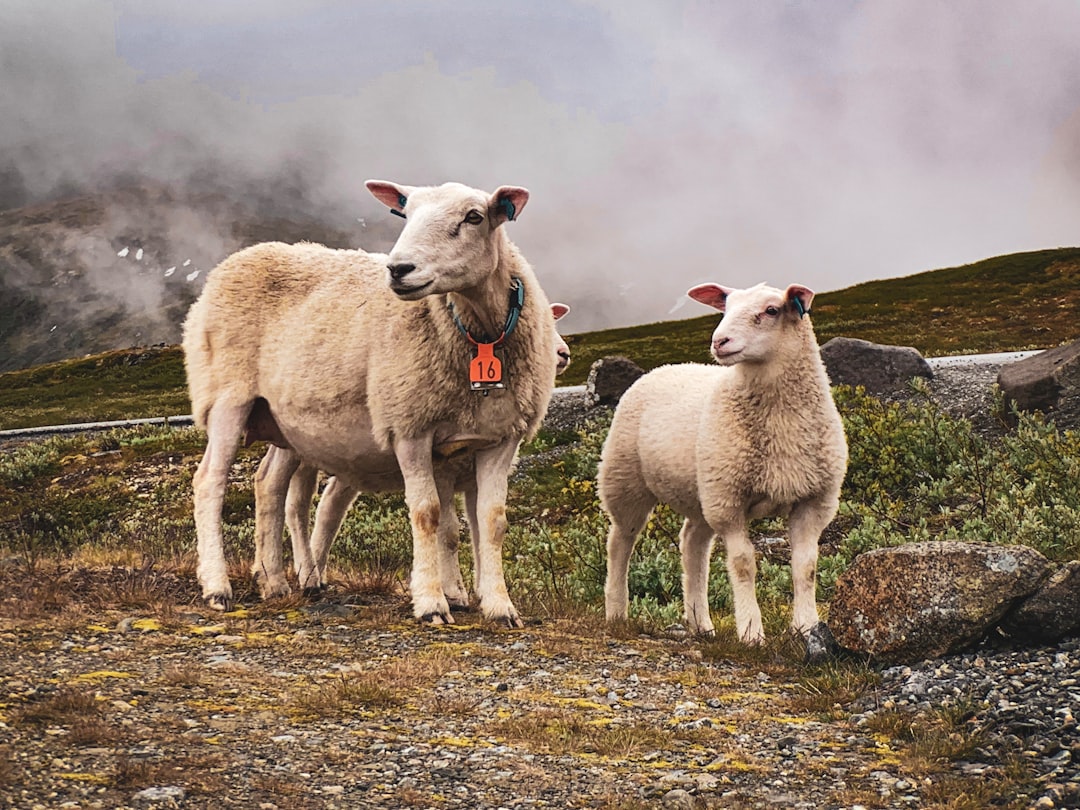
[3,0,1080,334]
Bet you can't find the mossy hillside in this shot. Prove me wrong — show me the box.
[3,247,1080,428]
[558,247,1080,385]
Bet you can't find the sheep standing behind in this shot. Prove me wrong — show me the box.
[598,282,847,643]
[182,180,558,627]
[271,303,573,601]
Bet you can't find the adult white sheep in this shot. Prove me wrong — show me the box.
[273,303,573,600]
[598,282,847,643]
[182,180,558,626]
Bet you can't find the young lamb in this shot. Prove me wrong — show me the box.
[271,303,573,600]
[597,282,847,643]
[182,180,559,627]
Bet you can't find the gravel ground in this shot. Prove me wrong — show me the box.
[0,578,916,810]
[1,359,1077,809]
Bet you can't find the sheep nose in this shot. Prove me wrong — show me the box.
[713,337,730,350]
[387,262,415,281]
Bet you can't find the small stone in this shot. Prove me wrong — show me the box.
[661,788,695,809]
[132,785,185,805]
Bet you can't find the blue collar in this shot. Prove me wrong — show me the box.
[449,277,524,345]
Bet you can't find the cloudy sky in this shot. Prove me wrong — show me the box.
[4,0,1080,330]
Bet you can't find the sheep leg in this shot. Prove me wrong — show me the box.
[721,527,764,648]
[720,522,765,645]
[472,441,522,628]
[306,476,359,592]
[285,463,319,590]
[436,476,469,609]
[679,517,716,636]
[395,435,453,625]
[193,401,248,611]
[252,445,301,600]
[788,497,837,637]
[462,485,482,593]
[602,492,656,624]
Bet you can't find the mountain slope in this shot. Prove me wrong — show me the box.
[0,184,398,372]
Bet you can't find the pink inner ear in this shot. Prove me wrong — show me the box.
[491,186,530,223]
[550,303,570,321]
[786,284,815,312]
[365,180,406,211]
[687,283,732,312]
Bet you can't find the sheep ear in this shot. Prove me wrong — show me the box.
[687,283,733,312]
[489,186,529,226]
[785,284,814,317]
[550,303,570,321]
[366,180,411,215]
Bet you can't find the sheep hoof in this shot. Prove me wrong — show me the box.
[445,593,472,611]
[420,611,455,626]
[301,585,325,599]
[258,579,292,601]
[205,593,232,612]
[498,613,524,629]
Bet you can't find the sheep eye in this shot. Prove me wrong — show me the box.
[464,210,484,225]
[765,306,780,317]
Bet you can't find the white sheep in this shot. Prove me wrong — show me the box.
[182,180,558,626]
[597,282,847,643]
[267,303,573,601]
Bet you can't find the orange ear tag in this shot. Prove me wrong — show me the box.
[469,342,504,391]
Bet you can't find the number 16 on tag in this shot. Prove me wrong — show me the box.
[470,342,504,390]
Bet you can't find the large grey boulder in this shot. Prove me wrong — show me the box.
[819,337,933,395]
[997,340,1080,428]
[828,541,1051,662]
[586,355,645,407]
[998,560,1080,643]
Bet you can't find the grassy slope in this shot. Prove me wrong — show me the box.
[2,247,1079,429]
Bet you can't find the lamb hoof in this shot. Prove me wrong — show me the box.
[205,593,232,612]
[302,585,325,599]
[419,611,455,626]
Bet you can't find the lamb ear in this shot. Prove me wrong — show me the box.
[366,180,412,215]
[687,283,734,312]
[550,303,570,321]
[489,186,529,226]
[785,284,814,317]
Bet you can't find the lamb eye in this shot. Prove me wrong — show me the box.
[765,306,780,316]
[464,210,484,225]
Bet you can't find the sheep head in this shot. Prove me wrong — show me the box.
[366,180,529,300]
[687,282,815,366]
[551,303,571,374]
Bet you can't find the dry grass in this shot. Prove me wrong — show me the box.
[289,671,402,719]
[11,687,100,727]
[488,708,677,758]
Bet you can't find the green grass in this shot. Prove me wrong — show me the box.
[2,247,1079,428]
[0,346,189,429]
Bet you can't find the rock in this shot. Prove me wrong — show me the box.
[586,355,645,407]
[804,621,840,664]
[827,542,1051,662]
[661,788,696,809]
[999,561,1080,643]
[132,785,186,806]
[819,337,932,394]
[997,340,1080,428]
